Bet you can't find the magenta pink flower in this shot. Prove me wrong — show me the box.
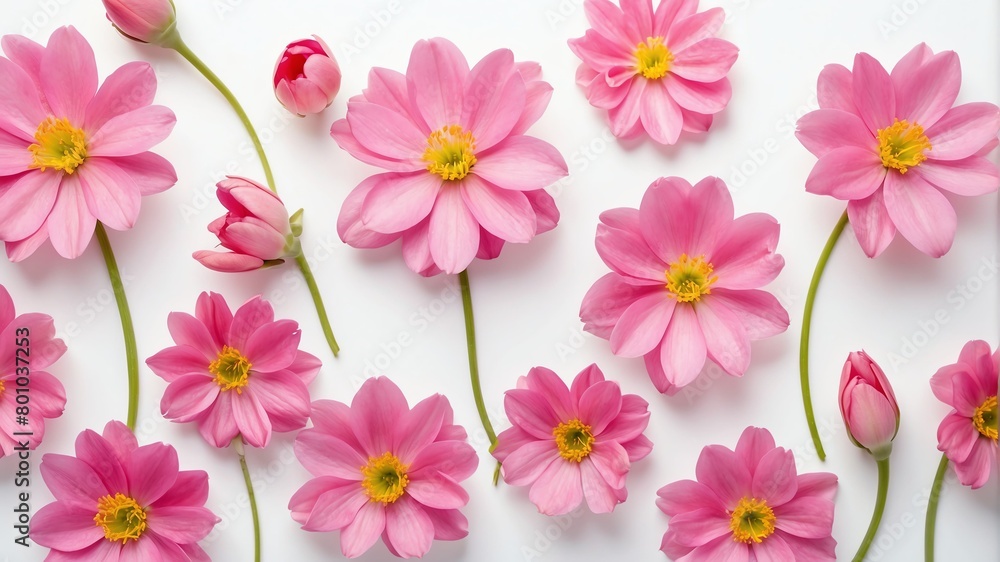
[101,0,177,45]
[290,376,478,558]
[839,350,899,460]
[0,26,177,261]
[493,364,652,515]
[193,176,302,272]
[580,176,789,394]
[796,44,1000,258]
[332,37,568,276]
[32,420,218,560]
[274,36,342,116]
[930,340,998,489]
[0,284,66,457]
[568,0,738,144]
[146,292,321,448]
[657,427,838,561]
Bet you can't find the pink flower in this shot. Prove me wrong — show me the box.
[839,351,899,460]
[290,376,478,558]
[579,176,789,394]
[568,0,738,144]
[192,176,302,272]
[146,292,321,448]
[930,340,998,489]
[332,37,568,276]
[274,36,342,116]
[657,427,838,561]
[0,26,177,261]
[0,284,67,457]
[101,0,177,45]
[796,44,1000,258]
[492,364,652,515]
[32,420,219,560]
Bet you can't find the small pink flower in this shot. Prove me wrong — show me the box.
[101,0,177,45]
[493,364,652,515]
[568,0,738,144]
[193,176,302,272]
[290,376,478,558]
[0,26,177,261]
[32,420,219,560]
[657,427,838,561]
[0,284,67,458]
[839,350,899,460]
[332,37,568,276]
[274,36,342,116]
[796,44,1000,258]
[579,176,789,394]
[146,292,321,448]
[930,340,998,489]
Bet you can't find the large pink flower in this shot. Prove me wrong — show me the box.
[332,37,568,276]
[568,0,738,144]
[0,26,177,261]
[0,284,66,457]
[290,376,478,558]
[32,420,219,560]
[579,176,789,394]
[146,292,321,448]
[492,364,652,515]
[930,340,998,489]
[796,44,1000,258]
[657,427,838,561]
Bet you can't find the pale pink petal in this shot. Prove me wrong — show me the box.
[640,176,733,263]
[710,213,783,290]
[595,214,668,284]
[512,78,553,135]
[661,528,695,560]
[153,470,210,508]
[361,173,443,235]
[846,384,899,452]
[610,292,676,357]
[406,38,469,131]
[408,440,478,482]
[351,377,408,456]
[952,440,995,489]
[774,496,835,539]
[77,158,141,230]
[817,63,854,112]
[243,319,300,372]
[587,440,630,489]
[0,312,63,371]
[21,370,66,418]
[667,508,732,547]
[0,57,47,140]
[505,388,561,439]
[665,75,731,115]
[608,78,646,137]
[29,502,103,552]
[363,67,418,122]
[924,102,1000,161]
[472,135,567,191]
[523,367,574,420]
[309,400,361,449]
[193,251,263,272]
[499,440,561,486]
[916,157,999,196]
[578,381,623,434]
[847,190,896,258]
[895,50,960,127]
[406,472,469,510]
[126,443,178,505]
[883,171,957,257]
[659,305,707,388]
[88,105,175,157]
[461,49,524,150]
[600,394,650,444]
[890,43,933,92]
[696,444,752,506]
[670,38,738,83]
[0,128,31,174]
[424,507,468,541]
[568,31,636,73]
[584,0,636,46]
[392,394,448,462]
[0,285,13,326]
[580,67,630,109]
[145,506,218,544]
[795,108,874,158]
[166,312,218,361]
[39,27,97,125]
[804,146,885,200]
[461,175,536,243]
[958,340,997,393]
[345,101,427,160]
[622,0,654,36]
[101,421,138,460]
[197,393,239,448]
[656,479,725,517]
[752,532,795,562]
[385,496,435,558]
[84,61,156,133]
[580,458,624,513]
[340,502,386,558]
[529,459,583,516]
[45,540,122,561]
[193,292,232,350]
[160,374,219,422]
[4,223,49,262]
[118,534,160,562]
[39,454,109,510]
[852,53,895,134]
[252,371,311,432]
[217,219,285,258]
[751,448,797,506]
[228,296,275,351]
[428,185,479,274]
[179,544,211,562]
[640,79,683,144]
[338,174,405,248]
[232,389,273,448]
[0,170,60,241]
[709,289,789,340]
[302,485,369,531]
[779,534,837,562]
[667,9,725,52]
[112,152,176,196]
[654,0,698,37]
[73,429,127,493]
[1,35,44,87]
[492,425,539,462]
[330,119,423,172]
[401,219,437,275]
[295,432,367,480]
[581,273,660,339]
[695,298,751,377]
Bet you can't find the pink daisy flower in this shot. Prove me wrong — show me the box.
[32,420,219,560]
[930,339,998,489]
[492,364,652,515]
[332,37,568,276]
[0,26,177,261]
[657,426,838,561]
[568,0,738,144]
[579,176,789,394]
[796,44,1000,258]
[0,284,67,457]
[146,291,321,448]
[290,376,478,558]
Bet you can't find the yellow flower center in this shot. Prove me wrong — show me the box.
[209,345,252,393]
[423,125,477,181]
[28,117,88,174]
[94,493,147,544]
[665,254,718,303]
[876,119,931,174]
[361,452,410,504]
[634,37,674,80]
[973,395,998,441]
[730,497,776,544]
[553,419,594,462]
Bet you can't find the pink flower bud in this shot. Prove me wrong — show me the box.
[273,36,341,116]
[839,351,900,460]
[102,0,177,45]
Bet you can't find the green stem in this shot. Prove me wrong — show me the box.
[235,439,261,562]
[924,453,949,562]
[458,270,501,485]
[853,457,891,562]
[95,223,139,431]
[295,254,340,357]
[799,211,849,461]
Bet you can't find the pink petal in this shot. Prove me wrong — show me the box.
[695,298,751,376]
[45,540,121,561]
[152,470,210,508]
[952,440,995,489]
[504,388,561,440]
[40,454,109,510]
[659,305,707,387]
[346,101,427,160]
[232,389,273,447]
[406,472,469,510]
[125,443,178,505]
[243,319,300,372]
[330,119,422,172]
[77,158,141,231]
[916,157,999,196]
[595,211,667,284]
[600,394,650,445]
[302,484,368,531]
[222,178,289,233]
[581,273,660,339]
[667,8,725,53]
[340,501,386,558]
[894,50,960,127]
[406,38,469,131]
[1,312,64,371]
[804,146,885,200]
[0,128,31,174]
[568,31,636,73]
[580,458,625,513]
[608,78,646,137]
[160,374,220,422]
[847,189,896,258]
[401,219,438,275]
[193,251,264,272]
[472,135,567,191]
[351,377,408,456]
[250,370,311,432]
[392,394,448,462]
[751,447,797,506]
[640,79,683,144]
[523,367,574,420]
[622,0,654,36]
[4,223,49,262]
[512,76,553,135]
[145,506,218,544]
[817,63,854,112]
[752,532,795,562]
[85,61,156,133]
[529,459,583,516]
[696,444,752,506]
[665,75,731,115]
[112,152,176,196]
[337,174,405,248]
[361,172,441,234]
[0,171,60,241]
[195,291,233,351]
[217,219,285,258]
[21,370,66,418]
[610,292,676,357]
[363,67,417,121]
[852,53,896,134]
[461,49,524,150]
[166,312,218,362]
[667,508,732,547]
[428,185,479,274]
[779,534,837,562]
[846,384,898,452]
[654,0,698,37]
[796,108,874,158]
[711,213,784,290]
[795,472,838,502]
[29,502,103,552]
[88,105,176,157]
[640,176,733,264]
[295,432,367,479]
[39,27,97,126]
[890,43,933,92]
[925,102,1000,161]
[228,296,275,351]
[74,429,127,494]
[883,171,956,257]
[0,57,47,140]
[408,440,478,481]
[197,393,239,447]
[101,421,138,461]
[1,35,44,88]
[656,479,725,517]
[584,0,636,47]
[587,440,630,489]
[709,289,788,341]
[0,285,12,327]
[499,440,561,486]
[670,38,738,83]
[461,175,536,243]
[424,507,468,541]
[385,496,435,558]
[774,497,835,538]
[579,65,630,109]
[578,381,623,434]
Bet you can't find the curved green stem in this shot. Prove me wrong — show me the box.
[295,254,339,357]
[924,453,949,562]
[799,211,849,461]
[853,457,890,562]
[235,439,261,562]
[95,223,139,431]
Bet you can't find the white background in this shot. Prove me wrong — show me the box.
[1,0,997,560]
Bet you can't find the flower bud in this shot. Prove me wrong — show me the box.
[273,36,341,116]
[102,0,178,46]
[839,351,900,460]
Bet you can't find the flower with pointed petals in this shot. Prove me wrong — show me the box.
[493,364,652,515]
[101,0,177,45]
[796,44,1000,257]
[274,36,342,116]
[31,420,219,560]
[0,26,177,261]
[146,292,321,448]
[290,376,478,558]
[657,427,838,561]
[579,176,789,394]
[839,351,899,460]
